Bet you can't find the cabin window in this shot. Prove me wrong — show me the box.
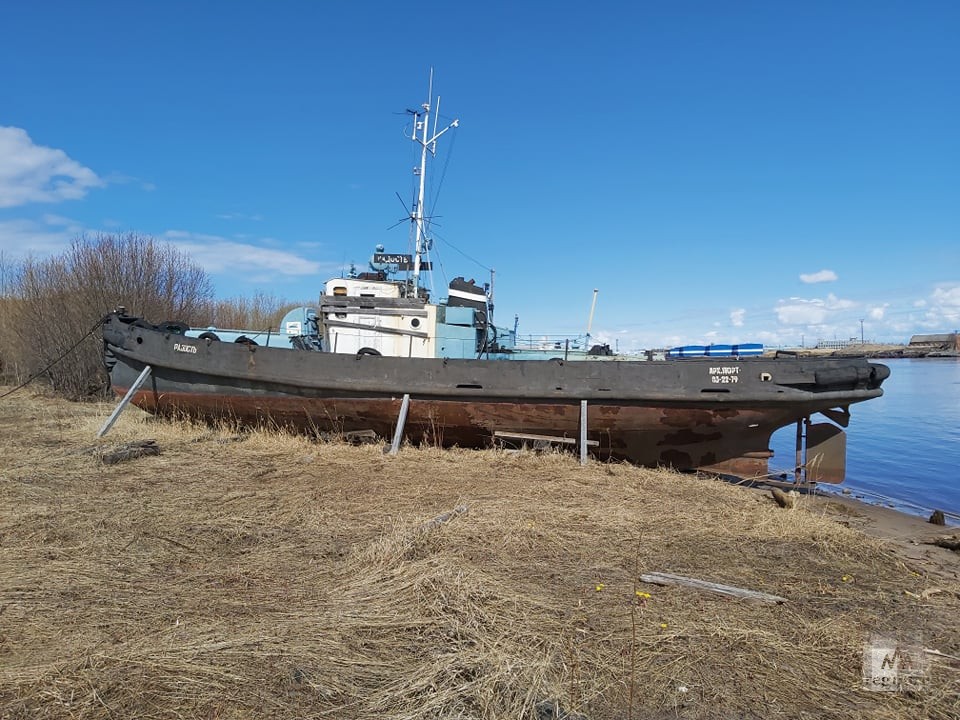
[333,286,347,296]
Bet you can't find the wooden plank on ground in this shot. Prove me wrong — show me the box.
[98,439,161,465]
[493,431,598,447]
[640,572,788,604]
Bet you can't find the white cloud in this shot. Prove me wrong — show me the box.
[216,212,264,221]
[824,292,856,310]
[799,269,838,284]
[730,308,745,327]
[162,230,328,277]
[775,297,829,325]
[931,284,960,308]
[0,219,335,283]
[0,127,103,208]
[774,292,862,343]
[930,284,960,325]
[598,283,955,349]
[102,171,155,192]
[42,213,84,230]
[0,216,79,257]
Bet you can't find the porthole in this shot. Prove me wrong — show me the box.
[411,318,421,328]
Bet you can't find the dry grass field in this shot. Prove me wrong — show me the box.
[1,388,958,719]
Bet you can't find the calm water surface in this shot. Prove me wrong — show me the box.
[770,358,960,518]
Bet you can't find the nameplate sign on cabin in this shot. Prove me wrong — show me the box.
[373,253,431,271]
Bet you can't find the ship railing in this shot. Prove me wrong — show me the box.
[511,334,591,351]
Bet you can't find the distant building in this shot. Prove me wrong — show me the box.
[815,339,851,350]
[908,333,960,351]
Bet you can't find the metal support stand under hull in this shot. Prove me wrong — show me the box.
[792,415,848,484]
[97,365,152,438]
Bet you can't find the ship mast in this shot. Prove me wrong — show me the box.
[409,69,459,295]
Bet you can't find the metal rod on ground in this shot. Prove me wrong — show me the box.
[389,394,411,455]
[579,399,588,466]
[97,365,152,438]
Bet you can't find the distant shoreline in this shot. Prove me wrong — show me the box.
[766,344,960,360]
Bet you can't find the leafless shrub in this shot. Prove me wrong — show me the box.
[0,233,214,397]
[197,291,307,332]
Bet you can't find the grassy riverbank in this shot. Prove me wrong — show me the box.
[1,389,958,718]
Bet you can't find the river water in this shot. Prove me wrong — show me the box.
[769,358,960,519]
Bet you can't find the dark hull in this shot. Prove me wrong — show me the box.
[102,312,889,479]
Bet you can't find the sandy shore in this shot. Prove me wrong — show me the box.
[807,493,959,579]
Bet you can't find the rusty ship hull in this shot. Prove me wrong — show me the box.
[102,311,890,480]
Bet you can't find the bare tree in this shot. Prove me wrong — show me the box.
[0,233,215,398]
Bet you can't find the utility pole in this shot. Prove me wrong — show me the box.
[859,319,865,345]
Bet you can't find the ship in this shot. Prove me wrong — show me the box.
[101,77,890,483]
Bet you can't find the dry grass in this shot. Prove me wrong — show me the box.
[1,388,959,719]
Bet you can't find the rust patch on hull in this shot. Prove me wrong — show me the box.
[123,388,797,476]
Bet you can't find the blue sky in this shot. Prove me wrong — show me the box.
[1,1,957,350]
